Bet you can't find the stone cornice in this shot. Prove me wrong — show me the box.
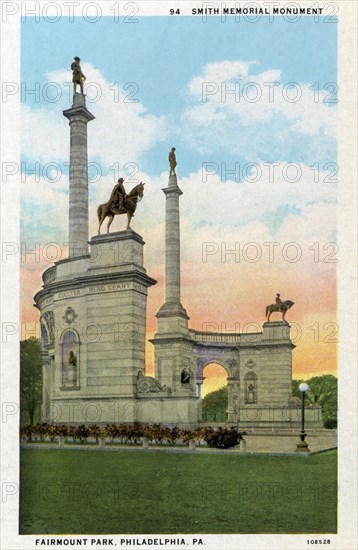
[90,229,145,246]
[149,335,195,345]
[34,269,157,307]
[63,105,95,122]
[162,186,183,197]
[54,255,90,266]
[191,341,295,351]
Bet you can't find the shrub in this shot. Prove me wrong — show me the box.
[24,425,34,442]
[148,423,166,444]
[47,424,59,442]
[19,422,246,449]
[57,425,69,438]
[104,424,119,443]
[164,425,182,445]
[67,425,77,442]
[203,427,244,449]
[127,422,145,443]
[192,426,206,446]
[75,424,90,443]
[117,423,134,443]
[89,424,101,442]
[37,423,49,441]
[181,429,194,445]
[324,418,337,429]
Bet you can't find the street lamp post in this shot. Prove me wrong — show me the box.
[296,382,310,452]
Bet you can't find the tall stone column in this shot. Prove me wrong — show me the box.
[152,172,197,410]
[156,173,188,325]
[63,93,95,258]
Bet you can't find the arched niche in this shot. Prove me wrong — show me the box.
[244,371,258,404]
[60,329,80,389]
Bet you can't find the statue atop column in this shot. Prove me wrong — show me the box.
[71,56,86,95]
[169,147,177,176]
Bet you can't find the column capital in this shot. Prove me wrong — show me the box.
[63,105,95,123]
[162,186,183,197]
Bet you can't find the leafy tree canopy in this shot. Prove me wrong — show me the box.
[292,374,337,428]
[20,337,42,426]
[202,386,228,421]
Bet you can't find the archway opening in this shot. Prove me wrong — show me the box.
[201,363,228,422]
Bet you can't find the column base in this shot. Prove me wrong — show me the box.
[156,301,189,320]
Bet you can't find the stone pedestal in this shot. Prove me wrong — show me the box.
[34,230,157,423]
[262,320,291,342]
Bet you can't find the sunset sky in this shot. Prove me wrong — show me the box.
[20,15,338,394]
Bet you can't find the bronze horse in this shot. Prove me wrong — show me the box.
[265,300,294,321]
[97,182,145,234]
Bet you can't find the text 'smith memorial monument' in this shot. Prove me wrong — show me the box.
[34,60,321,427]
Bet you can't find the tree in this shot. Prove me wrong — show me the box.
[291,379,302,398]
[202,386,228,422]
[20,337,42,426]
[292,375,337,428]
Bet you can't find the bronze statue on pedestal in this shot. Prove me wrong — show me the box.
[265,296,295,321]
[71,56,86,94]
[169,147,177,176]
[97,179,146,233]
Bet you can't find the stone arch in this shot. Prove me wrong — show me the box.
[199,358,232,378]
[200,361,229,423]
[196,358,240,423]
[193,343,240,422]
[196,355,238,380]
[60,328,80,389]
[196,358,233,395]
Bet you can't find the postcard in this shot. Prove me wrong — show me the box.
[0,1,357,549]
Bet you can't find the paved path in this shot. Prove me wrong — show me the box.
[21,430,337,456]
[243,431,337,453]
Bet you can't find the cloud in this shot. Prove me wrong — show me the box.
[20,59,337,381]
[21,160,337,269]
[182,60,337,162]
[21,63,167,168]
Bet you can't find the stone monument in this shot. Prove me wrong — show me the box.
[35,76,157,424]
[34,64,321,429]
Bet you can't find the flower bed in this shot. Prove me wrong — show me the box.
[20,423,246,449]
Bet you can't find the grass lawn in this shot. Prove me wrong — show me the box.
[20,449,337,534]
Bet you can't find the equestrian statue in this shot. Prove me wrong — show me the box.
[97,178,145,233]
[265,293,295,321]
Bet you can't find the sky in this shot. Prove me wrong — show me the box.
[20,15,338,394]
